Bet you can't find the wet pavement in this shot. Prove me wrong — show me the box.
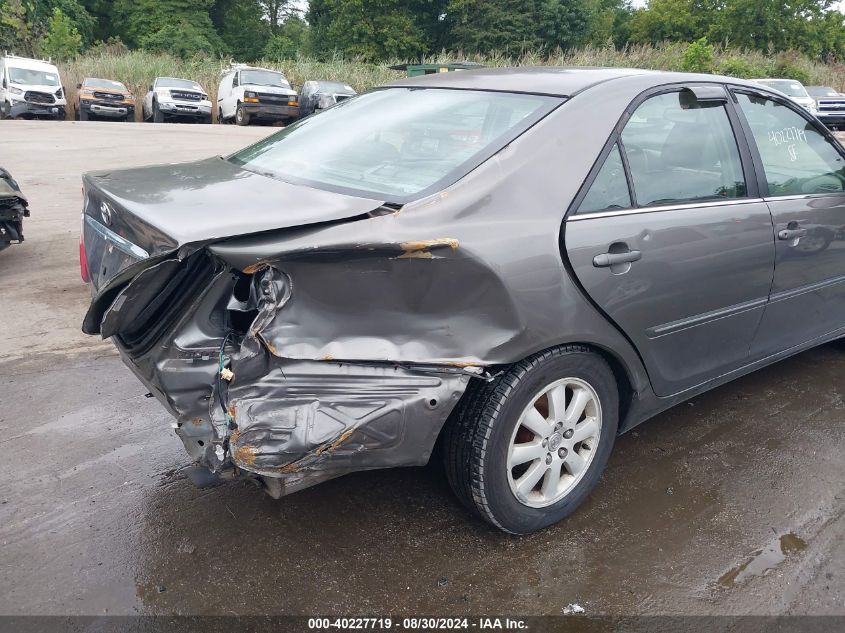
[0,121,843,617]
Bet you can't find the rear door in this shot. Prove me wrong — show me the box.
[731,89,845,357]
[564,85,776,397]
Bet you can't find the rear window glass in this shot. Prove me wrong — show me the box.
[229,88,560,202]
[620,91,746,207]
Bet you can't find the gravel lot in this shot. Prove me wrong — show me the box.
[0,120,843,618]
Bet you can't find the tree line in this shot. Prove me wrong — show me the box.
[2,0,845,64]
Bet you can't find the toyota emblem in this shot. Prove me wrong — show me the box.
[100,201,114,226]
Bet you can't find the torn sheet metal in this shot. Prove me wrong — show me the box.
[222,357,467,492]
[101,264,467,493]
[0,167,30,253]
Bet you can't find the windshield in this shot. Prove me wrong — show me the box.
[157,78,202,91]
[807,86,839,97]
[758,80,809,98]
[8,67,59,86]
[229,88,559,202]
[241,70,290,88]
[84,78,126,91]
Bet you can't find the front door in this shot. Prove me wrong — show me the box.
[565,86,775,397]
[732,90,845,357]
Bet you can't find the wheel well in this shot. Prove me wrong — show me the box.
[434,342,635,462]
[589,344,634,431]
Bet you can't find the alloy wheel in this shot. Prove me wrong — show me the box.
[506,377,602,508]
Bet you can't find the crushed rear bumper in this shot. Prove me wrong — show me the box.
[94,255,468,495]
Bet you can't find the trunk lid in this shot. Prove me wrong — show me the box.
[82,157,384,291]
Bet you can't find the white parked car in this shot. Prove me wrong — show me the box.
[751,78,817,114]
[142,77,212,124]
[217,65,299,126]
[0,54,66,120]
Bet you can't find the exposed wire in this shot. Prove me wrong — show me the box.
[216,331,235,425]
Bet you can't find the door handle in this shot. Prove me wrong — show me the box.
[593,250,642,268]
[778,228,808,240]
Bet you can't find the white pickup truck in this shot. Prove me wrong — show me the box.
[142,76,212,124]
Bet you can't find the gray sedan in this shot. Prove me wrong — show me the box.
[80,68,845,534]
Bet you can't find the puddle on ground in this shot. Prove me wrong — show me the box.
[718,533,807,588]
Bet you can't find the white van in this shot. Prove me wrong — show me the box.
[217,65,299,126]
[0,54,67,120]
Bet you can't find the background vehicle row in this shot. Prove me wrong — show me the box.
[2,55,356,125]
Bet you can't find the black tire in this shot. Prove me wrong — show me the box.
[235,103,250,126]
[217,108,224,124]
[443,345,618,534]
[78,108,89,121]
[153,102,164,123]
[202,114,212,124]
[124,113,134,123]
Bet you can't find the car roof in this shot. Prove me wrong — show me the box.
[239,66,285,74]
[3,56,59,72]
[751,78,803,84]
[386,66,762,97]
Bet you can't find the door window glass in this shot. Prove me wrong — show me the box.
[736,93,845,196]
[621,91,746,207]
[576,143,631,213]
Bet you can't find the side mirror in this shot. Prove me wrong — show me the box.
[76,83,82,89]
[1,77,6,89]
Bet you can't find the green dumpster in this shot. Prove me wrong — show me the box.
[389,62,484,77]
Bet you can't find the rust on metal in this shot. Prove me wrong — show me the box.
[232,444,258,466]
[242,260,271,274]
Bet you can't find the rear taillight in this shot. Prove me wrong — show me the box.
[79,231,89,282]
[79,198,89,282]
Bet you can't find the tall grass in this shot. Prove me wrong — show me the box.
[56,44,845,121]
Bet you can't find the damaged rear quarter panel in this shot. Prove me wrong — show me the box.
[93,82,655,494]
[207,88,649,385]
